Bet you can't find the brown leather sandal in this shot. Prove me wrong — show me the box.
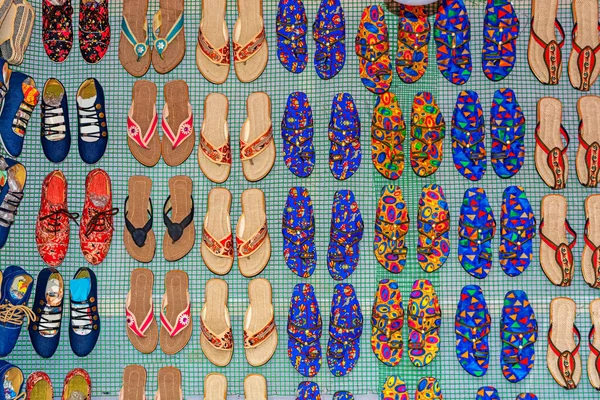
[535,97,569,190]
[528,0,565,84]
[547,297,581,389]
[576,95,600,187]
[568,0,600,91]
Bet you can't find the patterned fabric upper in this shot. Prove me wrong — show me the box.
[407,279,441,367]
[282,92,315,177]
[455,285,491,377]
[452,90,486,181]
[417,184,450,273]
[313,0,345,80]
[434,0,472,85]
[374,185,409,274]
[396,5,430,84]
[78,0,111,64]
[329,93,361,180]
[355,5,392,94]
[43,0,74,63]
[411,92,445,177]
[333,391,354,400]
[414,377,442,400]
[282,186,316,278]
[381,376,409,400]
[276,0,308,73]
[288,283,322,377]
[371,92,406,180]
[499,186,535,277]
[482,0,519,81]
[297,382,321,400]
[475,386,500,400]
[328,190,363,280]
[490,88,525,178]
[371,279,403,367]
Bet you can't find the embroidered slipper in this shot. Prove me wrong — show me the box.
[196,0,229,84]
[501,290,538,383]
[355,6,392,94]
[162,176,195,262]
[204,373,227,400]
[333,391,353,400]
[312,0,345,80]
[244,278,277,366]
[119,0,150,77]
[528,0,564,84]
[151,0,185,74]
[78,0,110,64]
[128,80,160,167]
[499,186,535,277]
[455,285,491,377]
[126,268,157,354]
[374,185,409,274]
[156,367,182,400]
[236,188,270,277]
[569,0,600,90]
[288,283,322,377]
[434,0,472,85]
[121,365,146,400]
[582,194,600,288]
[588,298,600,389]
[415,377,442,399]
[417,184,450,273]
[411,92,445,177]
[381,376,409,400]
[372,92,406,180]
[161,80,194,167]
[329,93,361,180]
[547,297,581,389]
[159,270,191,355]
[0,0,34,65]
[540,194,576,286]
[42,0,73,63]
[396,5,430,84]
[328,189,364,280]
[282,186,316,278]
[535,97,569,189]
[124,176,155,263]
[276,0,307,73]
[327,283,363,377]
[408,279,441,367]
[516,395,537,400]
[297,382,320,400]
[233,0,268,82]
[475,387,499,400]
[371,279,403,367]
[198,93,231,183]
[200,278,233,366]
[452,90,486,181]
[244,374,267,400]
[241,92,275,182]
[202,187,233,275]
[576,95,600,187]
[282,92,314,178]
[482,0,519,81]
[458,188,496,279]
[491,88,525,178]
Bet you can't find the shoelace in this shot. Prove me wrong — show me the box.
[0,301,36,325]
[0,190,24,226]
[78,103,102,140]
[40,208,80,233]
[37,304,62,334]
[12,101,36,133]
[46,2,72,28]
[42,103,67,140]
[71,300,93,331]
[84,207,119,237]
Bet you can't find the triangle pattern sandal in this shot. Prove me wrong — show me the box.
[476,387,499,400]
[329,93,361,180]
[452,90,486,181]
[159,270,192,355]
[312,0,345,80]
[288,283,322,377]
[588,299,600,390]
[276,0,308,73]
[582,194,600,288]
[355,6,392,94]
[568,0,600,91]
[282,187,316,278]
[374,185,409,274]
[535,97,569,189]
[328,190,363,280]
[482,0,519,81]
[410,92,445,177]
[417,184,450,273]
[455,285,491,377]
[528,0,564,84]
[491,88,525,178]
[499,186,535,277]
[371,92,406,180]
[200,278,233,366]
[396,5,430,84]
[434,0,472,85]
[576,95,600,187]
[371,279,403,367]
[547,297,581,389]
[516,395,538,400]
[408,279,441,367]
[282,92,314,178]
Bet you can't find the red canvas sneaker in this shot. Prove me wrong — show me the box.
[42,0,74,63]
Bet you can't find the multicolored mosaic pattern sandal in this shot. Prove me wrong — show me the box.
[374,185,409,274]
[328,190,364,280]
[355,5,392,94]
[434,0,472,85]
[381,376,409,400]
[516,395,538,400]
[297,382,321,400]
[452,90,486,181]
[313,0,345,80]
[415,377,442,400]
[288,283,322,377]
[411,92,445,177]
[276,0,308,74]
[372,93,406,180]
[282,92,315,177]
[417,184,450,273]
[482,0,519,81]
[456,285,491,377]
[282,187,316,278]
[371,279,403,367]
[500,186,535,277]
[333,391,353,400]
[475,387,500,400]
[491,88,525,178]
[408,279,441,367]
[396,5,430,84]
[329,93,361,180]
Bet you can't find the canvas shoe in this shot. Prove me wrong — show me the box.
[42,0,73,62]
[0,360,25,399]
[0,156,26,249]
[69,267,99,357]
[0,58,11,108]
[0,265,34,357]
[78,0,110,64]
[28,268,64,358]
[61,368,91,399]
[41,78,71,163]
[77,78,107,164]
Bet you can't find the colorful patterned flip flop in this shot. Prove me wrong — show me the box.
[371,279,404,367]
[381,376,409,400]
[458,188,496,279]
[355,6,392,94]
[516,395,537,400]
[482,0,519,81]
[374,185,409,274]
[415,377,443,400]
[417,184,450,273]
[475,387,500,400]
[282,187,316,278]
[297,382,321,400]
[501,290,537,383]
[333,391,353,400]
[455,285,491,377]
[396,5,430,84]
[411,92,445,177]
[313,0,345,80]
[372,92,406,180]
[499,186,535,277]
[452,90,486,181]
[327,283,363,377]
[277,0,308,73]
[491,88,525,178]
[282,92,315,177]
[288,283,322,377]
[408,279,441,367]
[434,0,472,85]
[329,93,361,180]
[328,190,364,280]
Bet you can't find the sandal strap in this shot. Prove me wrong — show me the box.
[163,196,194,242]
[200,310,233,350]
[124,196,153,248]
[434,22,470,51]
[152,11,184,59]
[236,222,268,258]
[539,219,577,286]
[408,311,441,335]
[375,218,409,242]
[287,318,322,344]
[276,17,307,43]
[584,219,600,288]
[530,17,565,84]
[162,102,193,150]
[282,221,315,246]
[203,225,234,260]
[160,294,191,338]
[500,327,537,357]
[571,23,600,90]
[548,325,580,389]
[328,125,360,146]
[371,308,404,342]
[329,320,363,344]
[578,120,600,187]
[534,122,569,190]
[458,220,496,246]
[126,292,154,338]
[330,225,363,247]
[240,126,273,161]
[234,26,266,63]
[121,16,150,60]
[197,25,231,65]
[244,314,276,348]
[200,129,231,165]
[128,102,158,150]
[588,328,600,371]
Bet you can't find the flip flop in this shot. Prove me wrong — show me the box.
[355,6,392,94]
[287,283,322,377]
[328,190,364,280]
[410,92,445,177]
[381,376,409,400]
[583,195,600,288]
[516,395,537,400]
[540,194,576,286]
[240,92,275,182]
[407,279,441,367]
[282,186,316,278]
[161,80,194,167]
[159,270,192,355]
[124,176,155,263]
[371,279,404,367]
[196,0,229,84]
[333,391,353,400]
[204,373,226,400]
[500,186,535,277]
[415,377,442,400]
[198,93,231,184]
[482,0,519,81]
[151,0,185,74]
[329,93,361,180]
[119,0,151,77]
[163,176,195,262]
[244,374,267,400]
[233,0,268,83]
[236,188,270,277]
[568,0,600,90]
[126,269,157,354]
[475,387,499,400]
[501,290,538,383]
[276,0,307,73]
[455,285,491,377]
[434,0,472,85]
[576,95,600,187]
[528,0,564,84]
[396,5,430,84]
[312,0,345,80]
[588,299,600,389]
[535,97,569,189]
[490,88,525,178]
[120,365,146,400]
[282,92,315,178]
[297,382,320,400]
[458,188,496,279]
[244,278,277,366]
[547,297,581,389]
[452,90,486,181]
[374,185,409,274]
[417,184,450,273]
[201,187,233,275]
[128,81,160,167]
[200,278,233,367]
[156,367,182,400]
[371,92,406,180]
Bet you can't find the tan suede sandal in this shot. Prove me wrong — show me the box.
[535,97,569,190]
[568,0,600,91]
[582,194,600,288]
[151,0,185,74]
[576,95,600,187]
[118,0,151,77]
[159,270,192,355]
[233,0,267,82]
[528,0,564,84]
[240,92,275,182]
[126,268,158,353]
[204,373,227,400]
[244,278,277,366]
[161,80,195,167]
[156,367,182,400]
[588,299,600,390]
[200,278,233,367]
[236,188,270,277]
[547,297,581,389]
[196,0,230,84]
[120,365,146,400]
[163,175,195,262]
[244,374,267,400]
[202,187,233,275]
[128,81,161,167]
[198,92,231,183]
[124,176,155,263]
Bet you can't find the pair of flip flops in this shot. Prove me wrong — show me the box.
[374,186,409,274]
[411,92,446,177]
[288,283,322,377]
[329,93,361,180]
[282,92,314,177]
[356,5,392,94]
[282,187,316,278]
[371,92,406,180]
[435,0,472,85]
[313,0,345,80]
[328,190,364,280]
[396,5,430,84]
[482,0,520,81]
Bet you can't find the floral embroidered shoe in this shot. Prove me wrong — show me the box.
[76,78,107,164]
[312,0,345,80]
[43,0,73,62]
[417,184,450,273]
[0,157,26,249]
[282,187,316,278]
[26,371,53,399]
[41,78,71,163]
[28,268,63,358]
[491,88,525,178]
[126,268,158,353]
[119,0,151,77]
[482,0,519,81]
[329,93,361,180]
[374,185,409,274]
[0,266,33,357]
[535,97,569,190]
[200,278,233,366]
[455,285,491,377]
[288,283,322,377]
[434,0,472,85]
[0,361,25,399]
[282,92,314,177]
[499,186,535,277]
[162,80,194,167]
[381,376,409,400]
[69,267,99,357]
[415,377,442,400]
[328,190,364,280]
[61,368,91,400]
[79,0,110,64]
[410,92,445,177]
[396,5,430,84]
[160,270,192,355]
[276,0,307,73]
[458,188,496,279]
[452,90,486,181]
[476,387,500,400]
[371,92,406,180]
[297,382,320,400]
[547,297,581,389]
[408,279,441,367]
[355,6,392,94]
[371,279,403,367]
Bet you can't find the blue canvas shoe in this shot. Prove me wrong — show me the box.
[282,92,315,177]
[313,0,345,80]
[297,382,321,400]
[41,78,71,163]
[28,268,64,358]
[0,266,34,357]
[452,90,486,181]
[277,0,308,73]
[0,156,26,250]
[499,186,535,277]
[0,360,25,399]
[475,387,500,400]
[334,391,353,400]
[77,78,107,164]
[328,190,364,280]
[69,267,99,357]
[282,187,316,278]
[329,93,361,180]
[490,88,525,178]
[0,58,11,110]
[456,285,491,377]
[288,283,322,377]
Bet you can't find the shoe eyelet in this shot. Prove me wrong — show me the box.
[101,122,106,127]
[92,306,97,312]
[99,112,104,118]
[89,297,95,303]
[93,315,98,321]
[101,131,107,137]
[93,324,98,330]
[95,104,101,110]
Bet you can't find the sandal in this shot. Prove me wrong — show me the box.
[120,365,146,400]
[244,374,267,400]
[161,80,194,167]
[455,285,491,377]
[236,188,270,277]
[588,299,600,389]
[535,97,569,189]
[396,5,430,84]
[328,190,364,280]
[407,279,441,367]
[297,382,319,400]
[119,0,151,77]
[499,186,535,277]
[417,184,450,273]
[374,185,409,274]
[276,0,307,74]
[200,278,233,366]
[548,297,581,389]
[282,186,316,278]
[312,0,345,80]
[576,95,600,187]
[516,395,537,400]
[124,176,155,263]
[282,92,315,178]
[490,88,525,178]
[233,0,268,82]
[371,92,406,180]
[381,376,408,400]
[371,279,403,367]
[244,278,277,366]
[452,90,486,181]
[568,0,600,90]
[415,377,442,399]
[329,93,361,180]
[126,268,157,353]
[204,373,227,400]
[201,187,233,275]
[151,0,185,74]
[162,176,194,262]
[528,0,564,84]
[240,92,275,182]
[410,92,445,177]
[355,5,392,94]
[582,194,600,288]
[482,0,519,81]
[159,270,191,355]
[198,92,231,183]
[333,391,353,400]
[128,80,160,167]
[434,0,472,85]
[288,283,322,377]
[476,387,499,400]
[156,367,182,400]
[196,0,230,84]
[540,194,576,286]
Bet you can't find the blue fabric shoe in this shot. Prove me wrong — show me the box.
[0,266,34,357]
[77,78,107,164]
[328,190,364,280]
[475,387,500,400]
[490,88,525,178]
[0,59,11,111]
[288,283,322,377]
[282,187,316,278]
[516,395,537,400]
[499,186,535,277]
[28,268,64,358]
[297,382,321,400]
[0,360,25,399]
[455,285,491,377]
[329,93,361,180]
[69,267,99,357]
[452,90,486,181]
[41,78,71,163]
[334,391,354,400]
[277,0,308,73]
[0,156,26,250]
[282,92,315,177]
[313,0,345,80]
